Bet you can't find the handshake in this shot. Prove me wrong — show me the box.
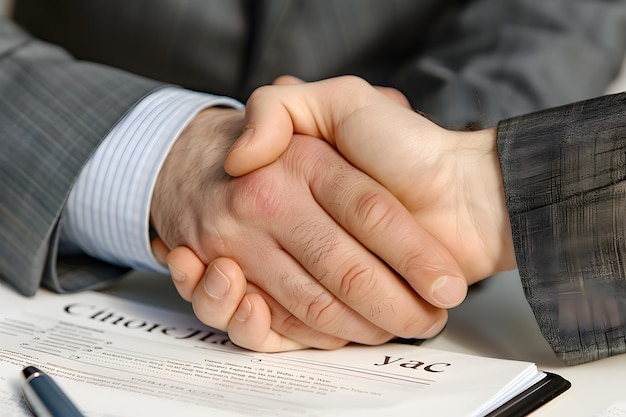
[149,75,516,352]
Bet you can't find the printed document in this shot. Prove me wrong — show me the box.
[0,285,547,417]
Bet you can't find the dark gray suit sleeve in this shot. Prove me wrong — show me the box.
[0,18,162,296]
[393,0,626,130]
[497,92,626,365]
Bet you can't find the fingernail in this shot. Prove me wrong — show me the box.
[432,276,467,307]
[235,296,251,321]
[204,265,231,299]
[421,317,447,339]
[168,264,186,283]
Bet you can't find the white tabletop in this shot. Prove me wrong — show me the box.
[99,269,625,416]
[424,271,626,416]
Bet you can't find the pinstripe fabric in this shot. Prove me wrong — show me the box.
[60,88,243,273]
[0,18,161,295]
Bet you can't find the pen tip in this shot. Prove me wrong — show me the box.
[22,366,40,379]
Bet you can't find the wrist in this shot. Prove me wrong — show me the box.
[61,88,225,272]
[464,127,517,276]
[150,107,245,250]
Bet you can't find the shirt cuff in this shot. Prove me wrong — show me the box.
[59,87,244,273]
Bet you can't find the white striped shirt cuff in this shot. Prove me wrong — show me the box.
[59,87,244,273]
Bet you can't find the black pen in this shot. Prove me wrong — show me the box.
[21,366,85,417]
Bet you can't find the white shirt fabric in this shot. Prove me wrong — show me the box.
[59,87,244,273]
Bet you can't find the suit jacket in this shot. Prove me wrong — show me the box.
[13,0,626,127]
[2,0,626,364]
[0,18,161,296]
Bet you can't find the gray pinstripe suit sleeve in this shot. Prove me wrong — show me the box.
[0,18,162,296]
[498,93,626,365]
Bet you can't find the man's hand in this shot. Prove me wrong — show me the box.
[225,76,517,286]
[150,107,464,351]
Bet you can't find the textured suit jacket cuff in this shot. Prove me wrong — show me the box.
[497,93,626,365]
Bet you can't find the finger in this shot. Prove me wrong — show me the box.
[177,254,345,351]
[236,233,403,343]
[375,86,411,108]
[188,257,248,331]
[318,102,472,305]
[272,75,305,86]
[227,293,308,352]
[227,287,348,352]
[166,246,208,301]
[299,137,468,309]
[150,236,169,265]
[242,137,451,338]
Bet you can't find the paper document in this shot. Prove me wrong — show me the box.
[0,285,551,417]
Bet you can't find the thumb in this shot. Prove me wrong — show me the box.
[224,76,385,177]
[223,86,302,177]
[223,75,311,177]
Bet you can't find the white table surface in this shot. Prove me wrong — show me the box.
[98,269,625,417]
[422,271,626,416]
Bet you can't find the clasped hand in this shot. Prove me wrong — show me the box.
[150,76,516,352]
